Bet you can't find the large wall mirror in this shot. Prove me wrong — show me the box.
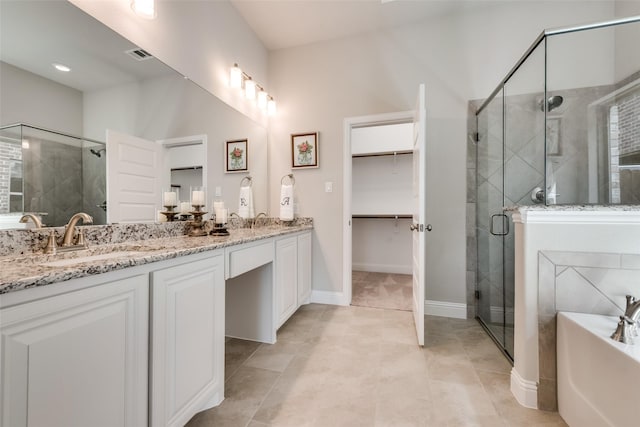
[0,0,268,228]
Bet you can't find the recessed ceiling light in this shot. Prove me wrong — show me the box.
[131,0,157,19]
[52,63,71,72]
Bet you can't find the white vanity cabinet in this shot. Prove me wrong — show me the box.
[275,231,312,329]
[0,274,149,427]
[150,251,225,427]
[276,235,298,327]
[297,231,312,306]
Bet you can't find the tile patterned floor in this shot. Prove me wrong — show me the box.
[186,304,568,427]
[351,271,413,311]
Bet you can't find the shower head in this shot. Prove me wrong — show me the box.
[539,95,564,112]
[90,148,106,158]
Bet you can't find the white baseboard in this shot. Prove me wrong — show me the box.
[352,263,412,275]
[310,289,349,306]
[510,367,538,409]
[424,300,467,319]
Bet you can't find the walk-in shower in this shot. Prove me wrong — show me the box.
[472,15,640,359]
[0,124,107,226]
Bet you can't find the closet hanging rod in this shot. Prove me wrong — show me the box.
[171,166,203,171]
[352,214,412,219]
[352,150,412,158]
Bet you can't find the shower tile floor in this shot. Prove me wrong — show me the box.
[186,303,568,427]
[351,270,413,311]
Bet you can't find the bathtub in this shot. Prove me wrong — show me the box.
[557,312,640,427]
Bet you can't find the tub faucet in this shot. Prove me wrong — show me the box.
[624,295,640,323]
[611,295,640,344]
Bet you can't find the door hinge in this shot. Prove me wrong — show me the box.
[475,290,480,300]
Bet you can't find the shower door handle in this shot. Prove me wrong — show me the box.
[490,214,509,236]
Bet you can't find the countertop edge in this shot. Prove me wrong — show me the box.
[0,225,312,295]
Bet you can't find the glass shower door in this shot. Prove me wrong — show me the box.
[476,89,507,352]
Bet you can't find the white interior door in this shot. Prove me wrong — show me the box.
[412,84,427,346]
[106,129,163,223]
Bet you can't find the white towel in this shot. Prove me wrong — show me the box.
[279,184,294,221]
[238,185,254,219]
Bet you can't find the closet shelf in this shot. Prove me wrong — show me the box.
[352,150,412,158]
[352,214,412,219]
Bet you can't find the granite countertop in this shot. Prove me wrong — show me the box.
[0,224,312,295]
[504,204,640,212]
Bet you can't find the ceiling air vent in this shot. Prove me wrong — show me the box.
[125,48,154,61]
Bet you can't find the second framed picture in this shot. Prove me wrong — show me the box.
[291,132,319,169]
[226,139,248,173]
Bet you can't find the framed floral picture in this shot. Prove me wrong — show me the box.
[291,132,319,168]
[226,139,248,173]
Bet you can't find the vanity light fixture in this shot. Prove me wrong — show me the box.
[257,89,268,110]
[52,63,71,72]
[131,0,157,20]
[229,63,243,88]
[267,97,277,116]
[229,63,276,115]
[244,78,256,100]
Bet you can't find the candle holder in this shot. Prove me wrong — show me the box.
[161,205,179,222]
[209,223,229,236]
[188,205,208,237]
[210,218,229,237]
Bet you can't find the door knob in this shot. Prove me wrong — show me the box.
[426,224,432,232]
[409,224,417,231]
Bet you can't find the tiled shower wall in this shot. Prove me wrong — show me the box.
[23,138,83,226]
[82,147,107,225]
[466,102,478,319]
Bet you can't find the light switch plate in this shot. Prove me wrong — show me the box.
[215,186,222,197]
[325,182,333,193]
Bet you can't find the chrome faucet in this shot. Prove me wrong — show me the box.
[60,212,93,250]
[19,213,44,229]
[229,212,244,228]
[611,295,640,344]
[252,212,268,229]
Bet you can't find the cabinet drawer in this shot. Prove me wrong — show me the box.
[226,241,274,279]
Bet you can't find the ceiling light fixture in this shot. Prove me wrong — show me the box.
[229,63,276,115]
[52,63,71,72]
[131,0,157,20]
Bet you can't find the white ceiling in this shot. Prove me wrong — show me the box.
[0,1,173,92]
[229,0,491,51]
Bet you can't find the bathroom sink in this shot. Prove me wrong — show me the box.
[38,243,169,267]
[40,251,144,267]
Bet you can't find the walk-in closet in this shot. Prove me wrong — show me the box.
[351,121,414,311]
